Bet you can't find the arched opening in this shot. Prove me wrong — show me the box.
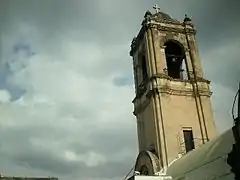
[141,54,148,81]
[134,151,161,176]
[164,41,188,79]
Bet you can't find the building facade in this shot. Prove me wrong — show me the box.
[130,8,218,175]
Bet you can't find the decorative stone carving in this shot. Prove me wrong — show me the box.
[184,14,192,23]
[133,73,212,114]
[130,10,196,57]
[144,10,152,19]
[157,26,196,34]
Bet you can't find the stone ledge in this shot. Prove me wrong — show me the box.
[133,86,212,116]
[132,74,211,104]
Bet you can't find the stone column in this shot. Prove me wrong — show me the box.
[146,28,156,76]
[144,33,153,77]
[160,45,168,75]
[184,48,194,79]
[187,34,204,78]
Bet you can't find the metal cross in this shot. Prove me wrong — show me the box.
[153,4,160,13]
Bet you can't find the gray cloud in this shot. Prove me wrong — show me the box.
[88,125,138,154]
[113,76,133,87]
[0,118,137,178]
[0,0,239,179]
[13,151,79,175]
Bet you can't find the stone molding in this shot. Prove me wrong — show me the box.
[133,73,211,101]
[130,18,196,57]
[132,74,212,115]
[133,86,211,116]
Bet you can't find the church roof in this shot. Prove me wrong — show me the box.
[166,129,235,180]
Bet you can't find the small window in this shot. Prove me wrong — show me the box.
[183,129,195,152]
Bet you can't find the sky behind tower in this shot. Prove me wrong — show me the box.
[0,0,239,180]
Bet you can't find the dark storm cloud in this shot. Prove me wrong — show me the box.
[191,0,240,46]
[88,125,138,154]
[0,125,66,153]
[0,127,65,175]
[0,126,73,174]
[86,161,135,178]
[0,0,239,179]
[181,0,240,91]
[0,117,137,178]
[202,42,240,91]
[13,151,80,175]
[2,0,238,88]
[1,0,239,46]
[12,147,133,178]
[67,124,138,157]
[113,76,133,87]
[13,42,35,57]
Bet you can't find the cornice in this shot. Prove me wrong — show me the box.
[132,73,212,103]
[149,73,210,84]
[130,21,196,57]
[156,25,196,34]
[133,87,212,115]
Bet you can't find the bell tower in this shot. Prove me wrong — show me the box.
[130,6,218,174]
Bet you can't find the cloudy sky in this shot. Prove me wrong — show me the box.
[0,0,239,179]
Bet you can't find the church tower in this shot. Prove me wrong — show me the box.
[130,6,218,175]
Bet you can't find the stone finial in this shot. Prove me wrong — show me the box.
[131,37,137,46]
[144,10,152,18]
[184,14,192,23]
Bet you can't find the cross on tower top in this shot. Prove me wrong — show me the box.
[153,4,160,13]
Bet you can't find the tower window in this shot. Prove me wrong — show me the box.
[183,129,195,153]
[164,41,186,79]
[141,55,148,81]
